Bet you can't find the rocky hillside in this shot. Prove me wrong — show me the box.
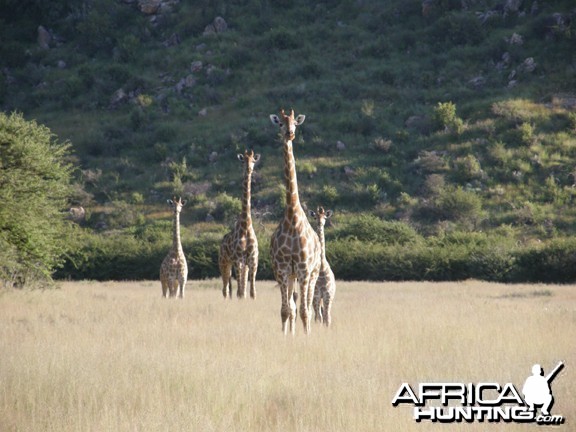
[2,0,576,245]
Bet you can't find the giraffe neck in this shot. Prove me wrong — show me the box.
[172,211,183,255]
[318,223,327,263]
[283,139,302,214]
[240,166,253,231]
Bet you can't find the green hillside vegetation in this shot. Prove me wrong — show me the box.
[1,0,576,282]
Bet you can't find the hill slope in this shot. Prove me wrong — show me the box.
[2,0,576,280]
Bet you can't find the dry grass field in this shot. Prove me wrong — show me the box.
[1,279,574,431]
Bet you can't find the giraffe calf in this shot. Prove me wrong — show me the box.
[309,207,336,326]
[160,197,188,299]
[218,150,260,299]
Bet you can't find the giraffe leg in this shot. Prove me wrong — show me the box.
[303,269,320,334]
[249,260,258,299]
[237,259,248,299]
[220,261,232,299]
[309,271,320,316]
[279,275,297,335]
[287,275,297,335]
[280,279,290,335]
[178,277,186,299]
[169,280,177,297]
[323,293,332,327]
[234,262,241,298]
[313,284,323,323]
[297,274,312,335]
[161,278,169,298]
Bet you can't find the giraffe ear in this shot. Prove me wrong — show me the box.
[325,210,333,218]
[254,153,261,162]
[237,154,244,162]
[167,199,174,206]
[309,210,316,218]
[181,200,187,206]
[270,114,281,125]
[295,114,306,125]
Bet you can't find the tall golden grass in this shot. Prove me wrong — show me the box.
[1,280,574,431]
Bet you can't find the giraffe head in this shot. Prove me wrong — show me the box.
[167,196,186,214]
[269,109,306,141]
[237,149,261,174]
[309,206,333,228]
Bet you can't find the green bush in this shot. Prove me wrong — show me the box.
[452,155,483,183]
[211,193,242,223]
[514,238,576,283]
[435,186,483,225]
[469,246,516,282]
[55,228,576,283]
[0,112,75,288]
[433,101,464,134]
[333,214,422,245]
[56,230,222,281]
[320,184,340,206]
[515,122,536,146]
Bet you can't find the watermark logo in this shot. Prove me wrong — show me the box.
[392,362,565,425]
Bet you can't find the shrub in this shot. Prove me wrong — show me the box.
[413,150,449,173]
[514,201,545,226]
[321,184,340,206]
[452,154,483,183]
[433,101,464,134]
[334,214,421,245]
[372,136,392,152]
[568,112,576,131]
[366,183,382,205]
[488,141,513,167]
[297,160,317,177]
[424,174,446,195]
[514,238,576,283]
[469,246,516,282]
[434,186,484,226]
[211,193,242,222]
[56,230,223,281]
[515,122,536,146]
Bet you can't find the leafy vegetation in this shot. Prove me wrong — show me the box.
[2,0,576,283]
[0,112,74,287]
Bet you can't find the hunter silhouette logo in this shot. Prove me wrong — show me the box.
[392,361,565,425]
[522,362,564,420]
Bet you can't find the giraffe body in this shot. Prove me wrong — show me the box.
[219,150,260,299]
[269,110,321,335]
[160,197,188,298]
[310,207,336,326]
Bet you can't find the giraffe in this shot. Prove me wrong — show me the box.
[160,197,188,298]
[219,149,261,299]
[269,109,321,335]
[309,206,336,327]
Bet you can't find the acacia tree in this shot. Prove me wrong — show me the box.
[0,112,75,288]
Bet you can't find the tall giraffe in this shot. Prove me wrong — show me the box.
[160,197,188,298]
[219,149,261,299]
[309,206,336,327]
[269,109,321,335]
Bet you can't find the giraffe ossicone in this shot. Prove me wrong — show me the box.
[219,149,260,299]
[269,109,321,335]
[160,196,188,298]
